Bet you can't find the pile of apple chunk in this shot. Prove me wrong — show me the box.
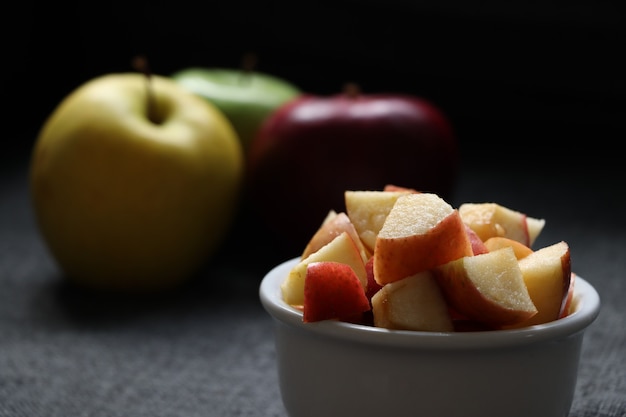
[281,185,575,332]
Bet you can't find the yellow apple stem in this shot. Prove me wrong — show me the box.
[132,55,159,123]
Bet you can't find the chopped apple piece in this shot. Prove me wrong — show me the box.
[371,271,454,332]
[465,224,489,255]
[484,236,533,259]
[374,193,473,285]
[301,211,370,262]
[433,246,538,326]
[560,272,577,318]
[527,217,546,247]
[282,232,367,306]
[459,202,545,247]
[303,261,371,323]
[364,256,383,301]
[344,190,412,253]
[504,241,571,328]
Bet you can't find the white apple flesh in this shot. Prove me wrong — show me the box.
[372,271,454,332]
[459,202,545,247]
[434,247,538,326]
[504,241,571,328]
[374,193,473,285]
[282,232,367,306]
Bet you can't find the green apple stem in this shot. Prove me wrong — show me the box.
[238,52,257,86]
[132,55,159,123]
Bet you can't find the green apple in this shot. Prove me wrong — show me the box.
[30,73,244,292]
[170,67,301,151]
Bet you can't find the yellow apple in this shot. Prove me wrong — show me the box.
[30,73,244,292]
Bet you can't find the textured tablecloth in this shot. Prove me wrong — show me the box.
[1,161,625,417]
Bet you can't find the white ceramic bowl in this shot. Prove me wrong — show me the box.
[259,257,601,417]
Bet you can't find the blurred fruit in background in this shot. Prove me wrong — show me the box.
[246,84,460,249]
[171,56,302,153]
[30,71,244,292]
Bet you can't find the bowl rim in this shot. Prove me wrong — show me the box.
[259,257,601,350]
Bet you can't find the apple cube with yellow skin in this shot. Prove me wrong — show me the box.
[374,193,473,285]
[372,271,454,332]
[433,246,538,327]
[282,231,367,306]
[503,241,572,328]
[303,261,371,323]
[459,202,545,247]
[344,189,413,254]
[301,211,370,262]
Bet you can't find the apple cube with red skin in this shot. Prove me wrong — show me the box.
[345,189,413,254]
[371,271,454,332]
[374,193,473,285]
[459,202,545,247]
[503,241,572,328]
[282,231,367,306]
[560,273,577,318]
[433,246,538,326]
[303,261,371,323]
[364,256,383,301]
[465,224,489,255]
[301,210,370,262]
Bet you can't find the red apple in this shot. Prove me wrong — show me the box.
[246,86,460,248]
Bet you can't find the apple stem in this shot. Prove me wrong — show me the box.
[343,82,361,98]
[239,52,257,86]
[132,55,159,123]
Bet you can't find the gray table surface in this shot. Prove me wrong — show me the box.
[1,161,625,417]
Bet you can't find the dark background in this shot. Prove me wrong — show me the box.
[1,4,625,416]
[3,1,625,176]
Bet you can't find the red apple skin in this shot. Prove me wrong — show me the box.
[303,261,371,323]
[559,273,576,319]
[246,91,460,248]
[364,256,383,301]
[465,224,489,255]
